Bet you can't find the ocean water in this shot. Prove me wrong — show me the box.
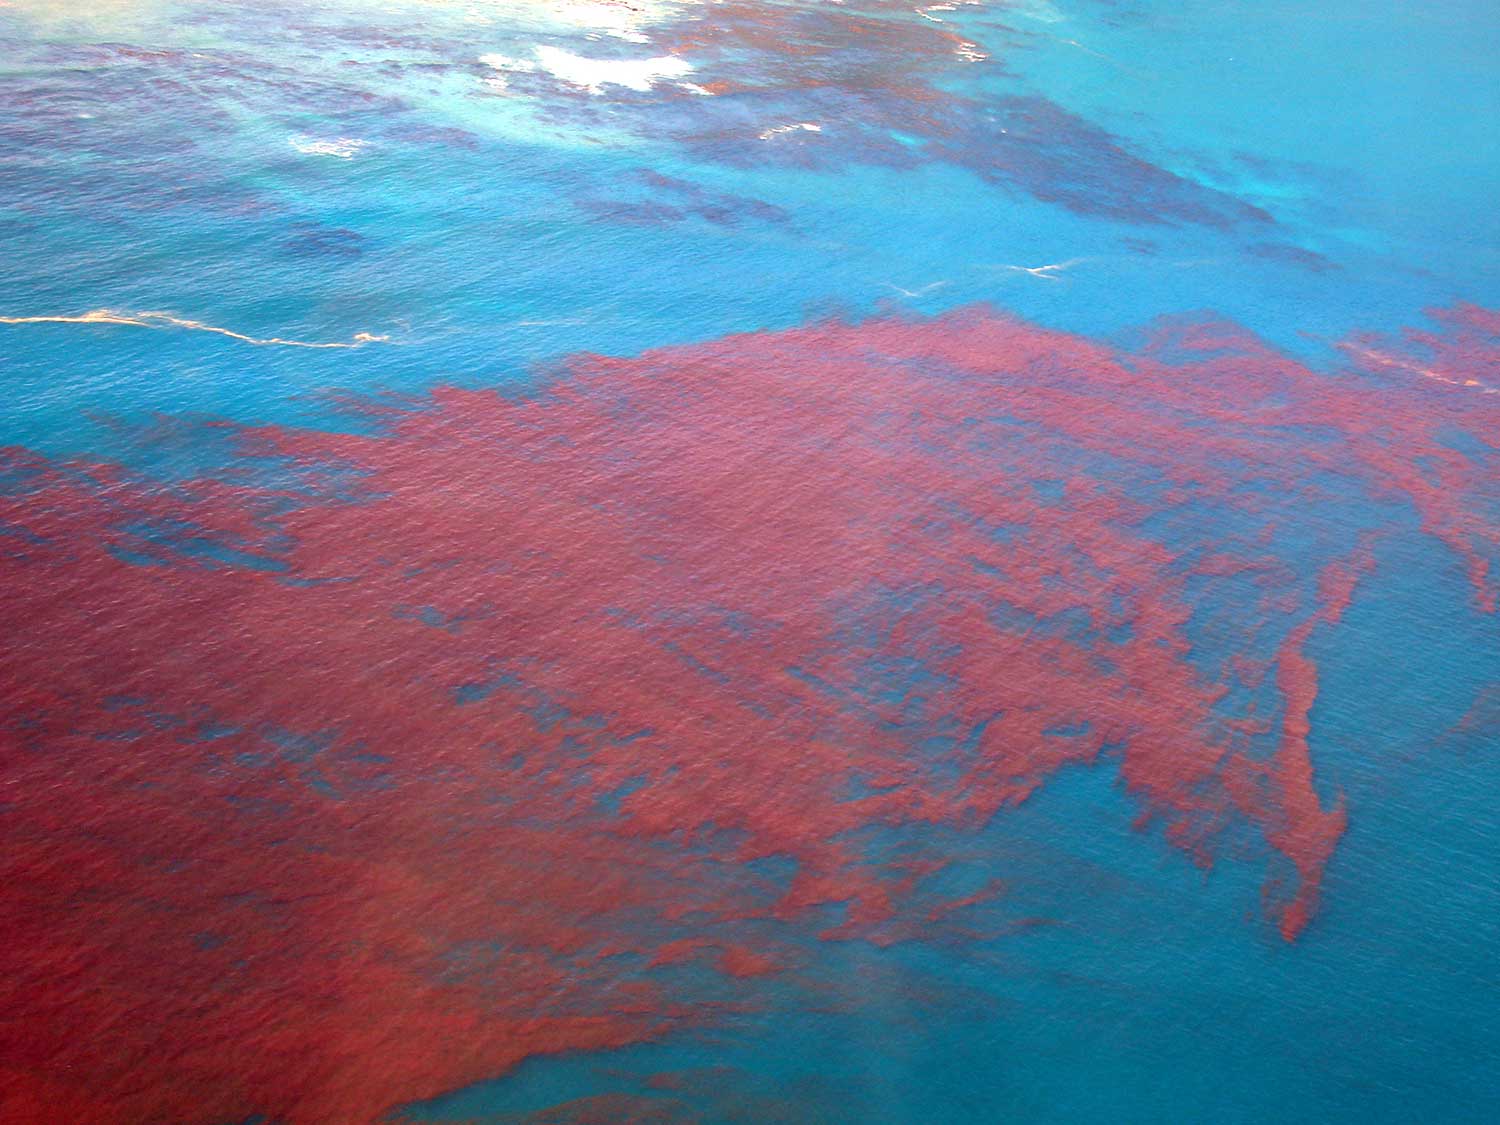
[1,2,1497,1123]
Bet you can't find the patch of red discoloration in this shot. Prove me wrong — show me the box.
[510,2,1267,227]
[718,946,782,978]
[2,305,1497,1122]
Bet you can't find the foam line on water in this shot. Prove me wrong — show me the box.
[0,310,390,350]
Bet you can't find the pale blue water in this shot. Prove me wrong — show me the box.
[2,2,1497,1121]
[5,0,1497,459]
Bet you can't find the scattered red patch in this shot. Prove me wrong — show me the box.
[718,946,782,979]
[2,305,1497,1122]
[527,2,1265,226]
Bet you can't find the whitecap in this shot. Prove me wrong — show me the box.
[289,136,369,159]
[531,45,694,93]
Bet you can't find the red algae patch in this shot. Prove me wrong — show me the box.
[2,305,1497,1123]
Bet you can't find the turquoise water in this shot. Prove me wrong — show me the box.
[2,2,1498,1122]
[5,0,1496,460]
